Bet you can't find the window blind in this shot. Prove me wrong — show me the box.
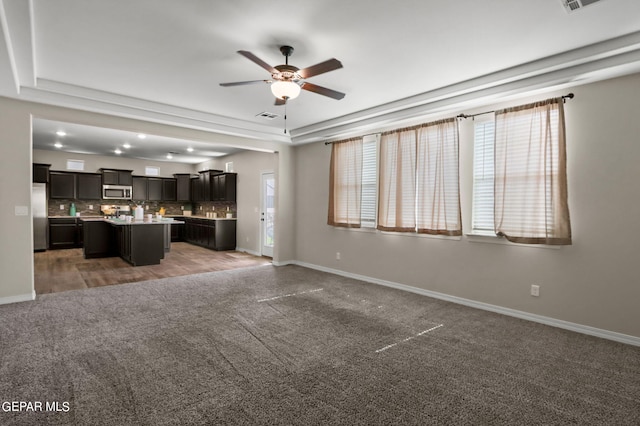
[471,120,496,234]
[377,129,417,232]
[360,137,378,228]
[327,138,363,228]
[416,119,461,235]
[494,99,571,245]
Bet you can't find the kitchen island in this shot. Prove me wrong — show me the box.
[82,217,184,266]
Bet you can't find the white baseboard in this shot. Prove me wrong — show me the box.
[292,261,640,347]
[0,291,36,306]
[272,260,295,267]
[235,247,262,257]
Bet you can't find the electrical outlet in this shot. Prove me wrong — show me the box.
[88,205,93,210]
[531,284,540,297]
[200,206,203,210]
[145,205,149,210]
[181,206,184,210]
[60,204,65,210]
[336,252,341,260]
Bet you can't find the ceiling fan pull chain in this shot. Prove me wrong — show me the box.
[284,103,288,134]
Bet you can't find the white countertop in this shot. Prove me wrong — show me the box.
[80,217,184,225]
[167,215,237,221]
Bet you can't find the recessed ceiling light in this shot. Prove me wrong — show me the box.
[54,142,63,148]
[115,148,122,154]
[187,147,194,152]
[166,153,173,159]
[123,143,131,149]
[137,134,147,139]
[56,131,66,137]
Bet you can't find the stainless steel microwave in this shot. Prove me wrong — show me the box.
[102,185,132,200]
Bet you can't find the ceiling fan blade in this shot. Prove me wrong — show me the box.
[301,82,345,100]
[219,80,270,87]
[274,98,287,106]
[298,58,343,79]
[237,50,278,74]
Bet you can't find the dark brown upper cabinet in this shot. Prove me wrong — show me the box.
[76,173,103,200]
[101,168,133,186]
[49,171,76,199]
[33,163,50,183]
[162,178,177,201]
[174,174,192,202]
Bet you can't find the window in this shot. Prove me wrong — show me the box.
[66,159,84,171]
[145,166,160,176]
[360,136,378,228]
[327,136,378,228]
[327,138,363,228]
[471,118,496,234]
[471,98,571,245]
[377,118,461,235]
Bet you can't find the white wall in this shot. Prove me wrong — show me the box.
[198,150,277,255]
[294,73,640,339]
[0,99,34,303]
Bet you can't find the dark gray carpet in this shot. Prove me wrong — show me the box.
[1,265,638,425]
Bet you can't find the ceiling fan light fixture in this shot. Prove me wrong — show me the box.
[271,80,300,100]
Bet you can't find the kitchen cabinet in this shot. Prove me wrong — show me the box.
[147,178,163,201]
[33,163,50,183]
[132,176,147,201]
[49,217,81,249]
[198,169,223,201]
[212,173,237,201]
[115,223,165,266]
[162,178,177,201]
[170,218,184,241]
[214,219,236,250]
[49,172,76,199]
[101,168,133,186]
[49,171,104,200]
[174,174,191,201]
[132,176,179,202]
[183,218,236,250]
[82,220,116,258]
[76,173,102,200]
[190,177,202,202]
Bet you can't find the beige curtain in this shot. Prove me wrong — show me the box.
[327,138,363,228]
[494,98,572,245]
[377,118,460,234]
[377,129,416,232]
[416,118,461,235]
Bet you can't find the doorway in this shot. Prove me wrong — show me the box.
[261,172,275,257]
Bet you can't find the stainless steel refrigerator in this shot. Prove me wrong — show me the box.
[32,183,48,251]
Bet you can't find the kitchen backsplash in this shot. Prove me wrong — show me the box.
[48,200,236,217]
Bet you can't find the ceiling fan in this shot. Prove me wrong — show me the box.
[220,45,345,105]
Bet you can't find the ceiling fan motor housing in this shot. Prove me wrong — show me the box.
[273,64,301,82]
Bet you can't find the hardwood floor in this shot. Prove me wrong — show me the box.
[34,243,272,294]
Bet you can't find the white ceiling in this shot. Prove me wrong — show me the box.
[32,118,244,164]
[3,0,640,159]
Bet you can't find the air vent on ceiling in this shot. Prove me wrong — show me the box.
[256,111,279,120]
[561,0,602,13]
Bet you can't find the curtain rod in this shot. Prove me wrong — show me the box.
[325,93,575,145]
[456,93,574,120]
[324,135,377,146]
